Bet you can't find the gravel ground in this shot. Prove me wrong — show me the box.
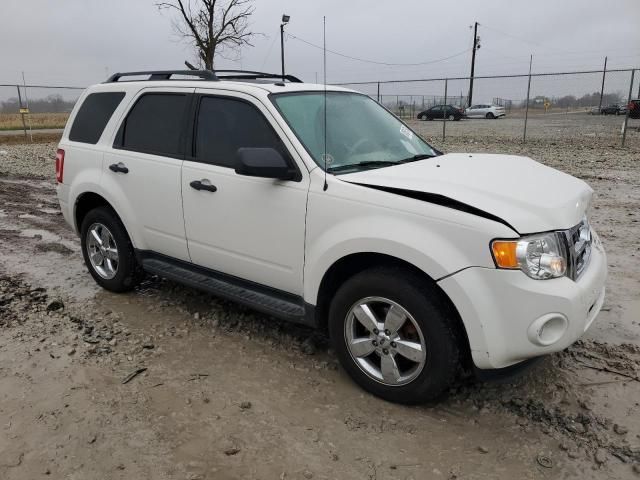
[1,120,640,479]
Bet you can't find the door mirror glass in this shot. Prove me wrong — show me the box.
[235,148,295,180]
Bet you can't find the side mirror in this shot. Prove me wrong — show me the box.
[235,147,296,180]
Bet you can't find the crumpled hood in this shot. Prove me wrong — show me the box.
[339,153,593,234]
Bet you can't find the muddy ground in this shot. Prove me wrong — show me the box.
[1,117,639,479]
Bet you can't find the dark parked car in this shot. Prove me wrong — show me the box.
[629,99,640,119]
[600,104,623,115]
[417,105,465,121]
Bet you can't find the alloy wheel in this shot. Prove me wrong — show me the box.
[344,296,427,386]
[86,223,119,280]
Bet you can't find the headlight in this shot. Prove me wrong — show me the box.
[492,232,567,280]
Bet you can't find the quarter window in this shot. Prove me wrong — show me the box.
[69,92,125,144]
[195,96,286,168]
[120,93,188,156]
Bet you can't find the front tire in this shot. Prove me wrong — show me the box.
[486,112,495,119]
[80,207,143,292]
[329,267,459,404]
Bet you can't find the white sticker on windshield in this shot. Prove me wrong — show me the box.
[400,125,413,140]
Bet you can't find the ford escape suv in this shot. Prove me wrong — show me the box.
[56,70,607,404]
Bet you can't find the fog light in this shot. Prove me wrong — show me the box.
[527,313,568,346]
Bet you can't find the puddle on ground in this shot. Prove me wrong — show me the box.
[20,228,60,242]
[18,213,41,220]
[621,299,640,330]
[38,208,61,215]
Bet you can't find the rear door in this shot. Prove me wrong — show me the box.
[181,90,309,294]
[103,88,193,261]
[428,106,441,119]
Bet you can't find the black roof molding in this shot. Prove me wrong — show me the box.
[104,70,218,83]
[214,70,303,83]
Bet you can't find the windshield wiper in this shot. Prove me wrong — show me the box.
[327,160,400,173]
[327,154,436,173]
[396,153,436,163]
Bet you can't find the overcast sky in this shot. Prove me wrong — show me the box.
[1,0,639,101]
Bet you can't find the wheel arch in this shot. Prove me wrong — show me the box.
[312,252,472,367]
[70,185,145,249]
[74,192,114,232]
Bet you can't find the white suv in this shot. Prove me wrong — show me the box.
[56,70,606,403]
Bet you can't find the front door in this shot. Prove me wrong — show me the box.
[181,91,309,295]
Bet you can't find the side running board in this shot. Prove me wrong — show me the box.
[139,253,312,326]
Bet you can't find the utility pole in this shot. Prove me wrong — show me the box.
[523,54,533,144]
[598,56,607,113]
[467,22,480,107]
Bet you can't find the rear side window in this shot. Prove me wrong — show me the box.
[120,93,188,157]
[195,96,286,168]
[69,92,125,144]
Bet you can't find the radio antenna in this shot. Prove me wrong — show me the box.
[322,16,328,191]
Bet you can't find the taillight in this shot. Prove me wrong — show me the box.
[55,149,65,183]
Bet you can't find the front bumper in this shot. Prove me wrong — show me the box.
[438,236,607,369]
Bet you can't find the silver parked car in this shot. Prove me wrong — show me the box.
[465,104,506,119]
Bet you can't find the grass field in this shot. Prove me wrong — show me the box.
[0,112,69,131]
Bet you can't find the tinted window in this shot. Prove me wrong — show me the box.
[121,93,188,156]
[195,96,286,168]
[69,92,125,144]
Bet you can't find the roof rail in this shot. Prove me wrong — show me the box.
[214,70,303,83]
[104,70,218,83]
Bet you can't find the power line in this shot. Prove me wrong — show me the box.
[285,32,471,66]
[480,23,568,53]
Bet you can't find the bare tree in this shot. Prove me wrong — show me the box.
[156,0,256,69]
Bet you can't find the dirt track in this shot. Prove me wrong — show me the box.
[1,119,640,479]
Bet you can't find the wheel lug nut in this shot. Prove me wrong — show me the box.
[390,342,397,348]
[382,349,389,355]
[372,340,378,346]
[384,329,390,335]
[373,328,379,335]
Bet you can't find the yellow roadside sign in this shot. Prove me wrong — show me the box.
[19,108,29,114]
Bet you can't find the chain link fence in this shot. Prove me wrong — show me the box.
[335,68,640,146]
[1,69,639,146]
[0,84,84,139]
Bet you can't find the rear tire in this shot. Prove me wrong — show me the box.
[80,207,143,293]
[486,112,495,119]
[448,114,455,121]
[328,267,459,404]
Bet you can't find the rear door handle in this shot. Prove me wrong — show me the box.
[109,162,129,174]
[190,179,217,192]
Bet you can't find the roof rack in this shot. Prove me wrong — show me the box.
[104,70,218,83]
[103,69,303,84]
[214,70,303,83]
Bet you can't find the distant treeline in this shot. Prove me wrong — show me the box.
[521,91,623,109]
[0,94,77,114]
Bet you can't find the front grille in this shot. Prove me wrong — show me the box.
[564,218,592,280]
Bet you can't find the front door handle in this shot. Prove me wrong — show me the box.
[109,162,129,174]
[190,179,217,192]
